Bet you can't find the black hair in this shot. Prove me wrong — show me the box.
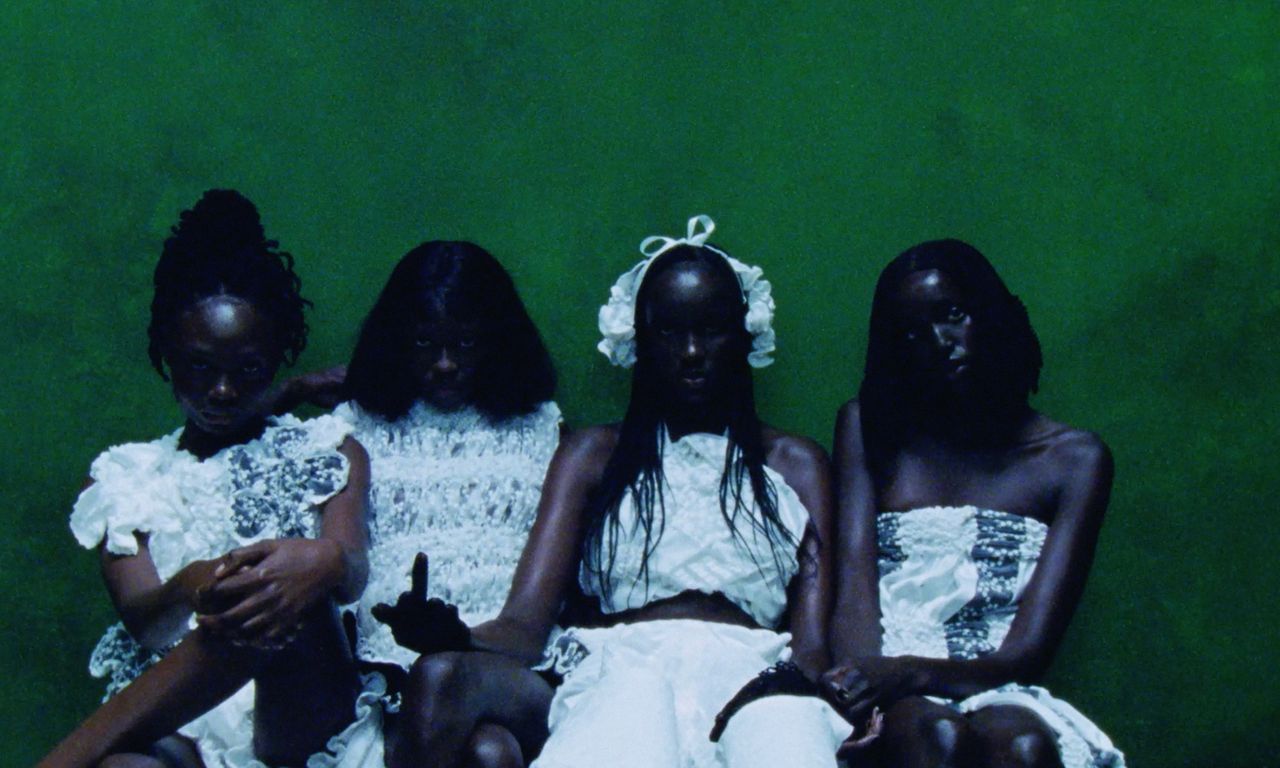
[344,240,556,422]
[859,239,1042,470]
[148,189,309,380]
[582,245,796,597]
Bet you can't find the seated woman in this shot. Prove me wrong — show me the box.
[39,190,375,768]
[333,241,562,768]
[412,216,849,768]
[824,239,1125,768]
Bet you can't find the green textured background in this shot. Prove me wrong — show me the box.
[3,3,1277,765]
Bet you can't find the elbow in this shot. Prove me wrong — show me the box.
[993,644,1055,686]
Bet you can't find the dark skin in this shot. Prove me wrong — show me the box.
[469,261,833,707]
[358,305,553,768]
[39,296,371,768]
[825,270,1113,768]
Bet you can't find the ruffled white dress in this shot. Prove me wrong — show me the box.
[532,430,848,768]
[68,413,384,768]
[332,400,562,672]
[877,506,1125,768]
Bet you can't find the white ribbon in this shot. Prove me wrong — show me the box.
[638,214,716,259]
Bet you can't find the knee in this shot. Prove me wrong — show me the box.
[881,698,967,763]
[969,707,1062,768]
[467,724,523,768]
[1004,730,1061,768]
[407,651,471,699]
[98,756,162,768]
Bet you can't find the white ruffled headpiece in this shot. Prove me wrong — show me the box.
[597,215,776,368]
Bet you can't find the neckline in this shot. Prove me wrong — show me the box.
[880,505,1049,530]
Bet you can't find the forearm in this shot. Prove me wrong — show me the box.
[470,616,551,665]
[322,535,368,604]
[892,651,1047,701]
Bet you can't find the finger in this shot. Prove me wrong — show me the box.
[215,542,273,578]
[200,567,268,605]
[199,590,276,634]
[411,552,429,598]
[371,602,396,625]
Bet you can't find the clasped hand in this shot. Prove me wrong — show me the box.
[193,538,342,649]
[371,552,472,656]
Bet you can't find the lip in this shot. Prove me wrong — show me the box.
[199,410,241,429]
[679,373,709,388]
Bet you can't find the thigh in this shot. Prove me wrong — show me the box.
[717,695,845,768]
[534,661,680,768]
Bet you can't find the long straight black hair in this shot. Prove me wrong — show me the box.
[344,241,556,422]
[859,239,1042,479]
[582,245,796,596]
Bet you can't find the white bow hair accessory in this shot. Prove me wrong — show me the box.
[597,214,776,368]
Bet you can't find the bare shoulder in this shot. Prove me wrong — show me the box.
[1028,416,1114,503]
[761,426,831,485]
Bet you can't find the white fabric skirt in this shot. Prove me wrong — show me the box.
[533,619,847,768]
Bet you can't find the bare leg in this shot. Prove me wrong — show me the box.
[97,736,203,768]
[387,651,552,768]
[466,723,523,768]
[876,696,973,768]
[968,705,1063,768]
[39,604,357,768]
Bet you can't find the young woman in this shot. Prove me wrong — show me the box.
[825,239,1125,767]
[39,190,375,768]
[421,216,849,767]
[330,241,562,768]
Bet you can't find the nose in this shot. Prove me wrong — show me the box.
[209,373,237,403]
[680,332,705,362]
[432,347,459,376]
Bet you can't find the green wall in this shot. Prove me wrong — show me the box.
[3,3,1277,765]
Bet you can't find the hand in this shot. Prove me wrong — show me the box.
[195,539,343,648]
[270,365,347,414]
[820,656,915,729]
[371,553,471,656]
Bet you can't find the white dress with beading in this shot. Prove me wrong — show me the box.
[532,430,848,768]
[877,505,1125,768]
[69,413,384,768]
[333,400,562,671]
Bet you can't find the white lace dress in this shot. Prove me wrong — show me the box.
[877,506,1125,768]
[532,430,848,768]
[331,400,562,671]
[68,413,384,768]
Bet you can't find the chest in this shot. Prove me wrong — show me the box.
[878,445,1059,524]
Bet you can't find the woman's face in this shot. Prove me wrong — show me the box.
[889,269,982,396]
[166,295,282,438]
[639,260,747,409]
[408,306,484,411]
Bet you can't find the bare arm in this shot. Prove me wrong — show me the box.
[196,436,371,643]
[828,400,884,664]
[470,426,614,664]
[100,533,220,651]
[767,432,835,678]
[826,432,1115,714]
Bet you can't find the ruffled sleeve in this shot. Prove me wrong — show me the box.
[69,433,187,557]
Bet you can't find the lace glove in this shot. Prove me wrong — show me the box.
[371,552,472,656]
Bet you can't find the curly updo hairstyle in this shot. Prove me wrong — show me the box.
[147,189,310,380]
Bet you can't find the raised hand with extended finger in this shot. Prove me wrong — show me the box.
[371,552,471,656]
[195,538,347,648]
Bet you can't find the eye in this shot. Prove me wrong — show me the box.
[414,336,433,349]
[242,363,263,375]
[458,338,477,350]
[946,305,968,322]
